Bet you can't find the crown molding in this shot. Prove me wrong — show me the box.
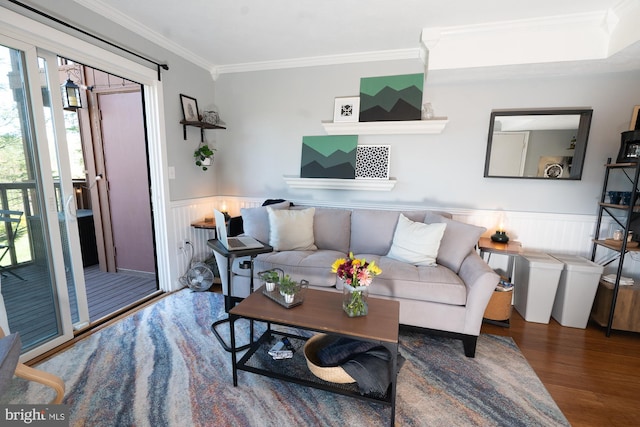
[421,7,640,71]
[606,0,640,54]
[211,48,422,78]
[73,0,215,71]
[74,0,640,79]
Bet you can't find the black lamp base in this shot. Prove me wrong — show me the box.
[491,231,509,243]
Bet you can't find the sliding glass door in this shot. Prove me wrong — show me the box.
[38,49,90,329]
[0,36,81,357]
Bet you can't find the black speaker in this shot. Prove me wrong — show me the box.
[616,130,640,163]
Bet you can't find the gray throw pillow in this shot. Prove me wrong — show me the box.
[424,212,486,273]
[240,201,290,243]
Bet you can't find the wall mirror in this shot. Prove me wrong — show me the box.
[484,108,593,179]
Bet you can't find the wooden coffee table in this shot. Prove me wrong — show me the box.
[229,287,400,426]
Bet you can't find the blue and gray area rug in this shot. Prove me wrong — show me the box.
[1,289,569,426]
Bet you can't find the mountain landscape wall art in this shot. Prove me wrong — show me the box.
[359,73,424,122]
[300,135,357,179]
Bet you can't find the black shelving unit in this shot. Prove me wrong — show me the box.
[590,157,640,336]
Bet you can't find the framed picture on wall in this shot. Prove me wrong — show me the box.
[180,94,199,122]
[630,105,640,131]
[333,96,360,123]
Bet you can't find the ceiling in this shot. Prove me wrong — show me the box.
[70,0,640,78]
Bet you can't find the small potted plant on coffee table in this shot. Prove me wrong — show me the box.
[279,274,298,304]
[260,270,280,292]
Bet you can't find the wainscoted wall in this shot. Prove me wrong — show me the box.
[169,196,639,291]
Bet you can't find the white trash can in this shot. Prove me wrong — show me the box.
[549,254,604,328]
[514,252,564,323]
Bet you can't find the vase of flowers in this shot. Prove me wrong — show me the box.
[331,252,382,317]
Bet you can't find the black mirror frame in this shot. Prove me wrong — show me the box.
[484,108,593,180]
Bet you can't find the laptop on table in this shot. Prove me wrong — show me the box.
[214,209,264,251]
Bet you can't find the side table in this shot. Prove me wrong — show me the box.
[191,218,217,233]
[478,237,522,328]
[207,238,273,352]
[478,237,522,281]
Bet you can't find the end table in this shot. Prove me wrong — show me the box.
[207,238,273,352]
[478,236,522,281]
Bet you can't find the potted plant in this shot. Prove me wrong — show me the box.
[194,144,215,171]
[279,274,298,303]
[260,270,280,292]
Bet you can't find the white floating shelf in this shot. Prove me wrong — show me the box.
[283,176,397,191]
[321,119,448,135]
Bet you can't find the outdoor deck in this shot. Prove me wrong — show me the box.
[1,263,159,350]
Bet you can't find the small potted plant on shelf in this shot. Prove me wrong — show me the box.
[194,144,215,171]
[260,270,280,292]
[279,274,298,303]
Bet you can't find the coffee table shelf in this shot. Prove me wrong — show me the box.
[238,330,391,402]
[229,287,400,426]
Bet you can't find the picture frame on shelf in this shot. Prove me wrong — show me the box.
[333,96,360,123]
[356,145,391,179]
[630,105,640,131]
[359,73,423,122]
[180,94,199,122]
[300,135,357,179]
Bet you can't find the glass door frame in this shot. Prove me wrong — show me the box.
[0,34,75,360]
[38,49,90,329]
[1,8,172,361]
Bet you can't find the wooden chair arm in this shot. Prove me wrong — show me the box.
[14,363,65,404]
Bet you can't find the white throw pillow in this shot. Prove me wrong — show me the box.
[267,207,317,251]
[387,214,446,266]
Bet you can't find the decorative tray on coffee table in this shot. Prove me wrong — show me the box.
[262,283,308,309]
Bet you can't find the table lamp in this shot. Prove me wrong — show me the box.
[491,220,509,243]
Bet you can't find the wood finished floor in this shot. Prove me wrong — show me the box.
[481,311,640,427]
[2,263,158,349]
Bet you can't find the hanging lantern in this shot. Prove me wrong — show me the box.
[61,78,82,110]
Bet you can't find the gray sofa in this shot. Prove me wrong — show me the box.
[212,203,499,357]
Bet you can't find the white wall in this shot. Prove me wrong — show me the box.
[214,60,640,215]
[3,0,219,201]
[8,1,640,288]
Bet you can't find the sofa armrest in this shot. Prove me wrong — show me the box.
[457,250,500,335]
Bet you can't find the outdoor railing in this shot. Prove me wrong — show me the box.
[0,180,88,268]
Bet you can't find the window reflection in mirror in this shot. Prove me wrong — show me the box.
[484,109,593,179]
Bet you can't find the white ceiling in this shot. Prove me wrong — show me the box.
[72,0,640,77]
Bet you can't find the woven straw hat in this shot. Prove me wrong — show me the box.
[303,334,356,384]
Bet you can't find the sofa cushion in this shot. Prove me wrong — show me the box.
[350,209,427,256]
[387,214,446,266]
[424,212,486,273]
[311,208,351,253]
[348,254,467,305]
[267,207,317,251]
[253,250,344,288]
[240,201,290,243]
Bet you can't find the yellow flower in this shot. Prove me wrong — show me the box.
[368,261,382,276]
[331,258,346,273]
